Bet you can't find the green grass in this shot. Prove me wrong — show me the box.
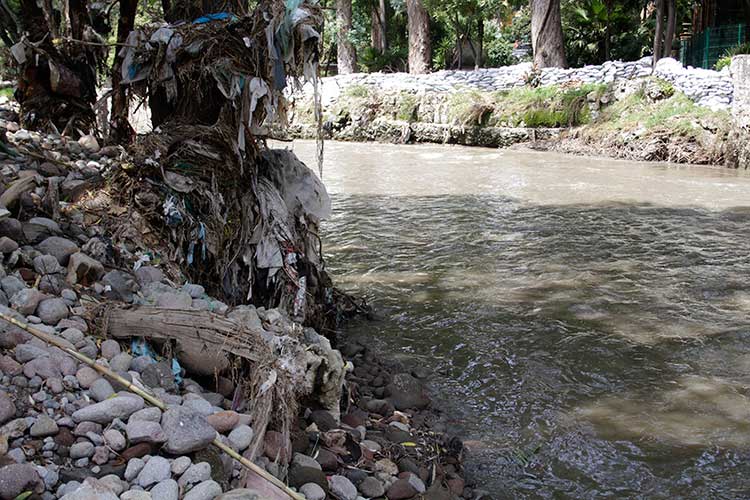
[445,84,606,128]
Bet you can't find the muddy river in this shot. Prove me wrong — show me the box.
[289,140,750,498]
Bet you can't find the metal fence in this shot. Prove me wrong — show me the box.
[680,23,748,69]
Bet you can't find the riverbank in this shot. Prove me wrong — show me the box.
[287,57,750,168]
[0,104,471,500]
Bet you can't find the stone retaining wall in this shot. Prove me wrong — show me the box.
[312,57,734,110]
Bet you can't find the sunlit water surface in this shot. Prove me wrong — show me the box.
[286,140,750,499]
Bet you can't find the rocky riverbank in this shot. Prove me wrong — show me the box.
[0,102,473,500]
[287,57,749,168]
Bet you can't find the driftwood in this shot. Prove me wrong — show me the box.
[0,175,36,209]
[104,306,270,376]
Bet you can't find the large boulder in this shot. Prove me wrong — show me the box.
[161,406,216,454]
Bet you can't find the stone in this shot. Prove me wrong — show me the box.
[309,410,337,432]
[66,252,104,285]
[0,463,44,499]
[0,237,18,254]
[216,489,263,500]
[155,291,193,309]
[181,397,213,416]
[360,439,381,453]
[0,393,15,424]
[177,462,211,487]
[136,456,170,487]
[206,411,239,433]
[100,340,121,360]
[10,287,44,314]
[71,395,145,424]
[329,475,358,500]
[385,373,429,410]
[110,352,133,373]
[78,135,100,153]
[287,465,327,490]
[61,478,120,500]
[170,456,192,476]
[37,236,79,265]
[0,277,26,300]
[74,421,102,436]
[126,420,166,444]
[121,491,152,500]
[150,479,179,500]
[134,267,163,287]
[292,452,321,471]
[314,448,338,472]
[0,356,21,376]
[70,441,95,459]
[183,480,222,500]
[124,458,145,482]
[30,414,59,437]
[75,366,99,388]
[24,218,61,243]
[36,297,69,324]
[141,361,176,392]
[227,424,253,451]
[103,429,126,451]
[161,407,216,454]
[359,476,385,498]
[263,430,289,463]
[92,445,109,465]
[182,283,205,298]
[386,476,422,500]
[102,270,138,302]
[90,378,115,402]
[299,483,326,500]
[130,355,155,373]
[129,407,162,423]
[34,254,63,275]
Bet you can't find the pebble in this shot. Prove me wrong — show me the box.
[126,420,166,444]
[100,339,121,360]
[227,424,253,451]
[0,392,16,424]
[170,456,192,475]
[71,395,145,424]
[103,429,126,451]
[299,483,326,500]
[89,378,115,402]
[183,480,223,500]
[69,441,94,459]
[329,475,358,500]
[177,462,212,487]
[30,414,59,437]
[136,455,170,487]
[124,458,145,482]
[161,406,216,454]
[150,479,179,500]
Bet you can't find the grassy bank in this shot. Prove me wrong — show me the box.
[291,77,738,166]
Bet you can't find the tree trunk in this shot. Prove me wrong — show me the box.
[663,0,676,58]
[652,0,664,67]
[109,0,138,145]
[336,0,357,74]
[370,0,387,54]
[406,0,431,74]
[530,0,567,68]
[476,17,484,69]
[16,0,98,135]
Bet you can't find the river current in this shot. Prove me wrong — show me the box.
[289,140,750,499]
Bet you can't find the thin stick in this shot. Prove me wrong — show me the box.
[0,311,304,500]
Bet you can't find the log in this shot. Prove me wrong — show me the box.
[105,306,269,376]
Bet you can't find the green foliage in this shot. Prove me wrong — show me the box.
[359,46,408,72]
[446,83,606,127]
[396,92,418,121]
[715,42,750,70]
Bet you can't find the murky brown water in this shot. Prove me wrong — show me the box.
[287,140,750,498]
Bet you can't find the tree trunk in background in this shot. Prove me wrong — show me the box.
[652,0,664,67]
[407,0,431,74]
[530,0,567,68]
[476,17,484,69]
[16,0,99,134]
[663,0,676,58]
[109,0,138,145]
[336,0,357,74]
[370,0,387,54]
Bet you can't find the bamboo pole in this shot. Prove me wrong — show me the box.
[0,311,305,500]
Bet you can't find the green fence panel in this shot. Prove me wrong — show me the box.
[681,23,748,69]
